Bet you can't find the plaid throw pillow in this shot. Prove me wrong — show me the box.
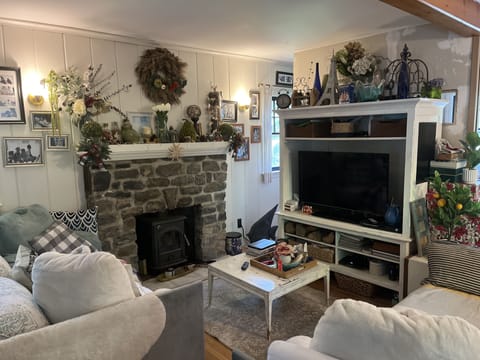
[29,221,95,254]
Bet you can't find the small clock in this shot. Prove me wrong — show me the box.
[276,93,291,109]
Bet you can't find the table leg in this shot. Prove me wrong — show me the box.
[324,271,330,305]
[265,296,272,341]
[207,272,214,308]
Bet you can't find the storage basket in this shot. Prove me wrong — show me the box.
[369,118,406,137]
[331,121,354,136]
[334,272,377,297]
[286,120,330,138]
[308,244,335,263]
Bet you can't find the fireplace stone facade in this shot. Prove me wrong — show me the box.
[83,154,228,265]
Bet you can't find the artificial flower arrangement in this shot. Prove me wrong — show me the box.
[45,65,131,169]
[334,41,379,82]
[426,170,480,244]
[152,103,171,142]
[421,78,445,99]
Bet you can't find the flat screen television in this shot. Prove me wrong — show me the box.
[298,151,389,225]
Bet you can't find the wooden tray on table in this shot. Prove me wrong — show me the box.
[250,252,317,278]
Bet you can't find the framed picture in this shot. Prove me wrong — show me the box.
[410,198,430,257]
[249,90,260,120]
[128,112,154,136]
[232,123,244,135]
[235,137,250,162]
[441,89,457,125]
[3,137,44,167]
[275,71,293,87]
[0,67,26,124]
[46,135,69,151]
[30,111,52,131]
[251,125,261,143]
[221,100,238,122]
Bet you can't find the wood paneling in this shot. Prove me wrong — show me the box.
[0,21,286,234]
[381,0,480,36]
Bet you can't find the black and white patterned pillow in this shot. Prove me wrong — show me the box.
[49,207,98,234]
[29,221,95,254]
[424,241,480,296]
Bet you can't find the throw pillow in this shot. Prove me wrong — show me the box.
[0,277,49,339]
[29,221,95,254]
[0,255,11,278]
[32,251,136,324]
[310,299,480,360]
[49,207,98,234]
[9,245,36,291]
[424,241,480,296]
[0,204,54,256]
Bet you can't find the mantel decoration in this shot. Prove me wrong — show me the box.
[152,103,171,143]
[46,65,132,169]
[426,170,480,244]
[383,44,429,99]
[334,42,384,102]
[135,47,187,105]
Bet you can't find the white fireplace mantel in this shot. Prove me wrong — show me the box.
[106,142,230,161]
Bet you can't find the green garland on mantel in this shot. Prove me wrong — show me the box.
[135,47,187,104]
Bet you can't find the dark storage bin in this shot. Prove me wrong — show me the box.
[286,120,330,138]
[369,118,407,137]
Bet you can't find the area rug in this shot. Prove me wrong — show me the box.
[203,278,332,360]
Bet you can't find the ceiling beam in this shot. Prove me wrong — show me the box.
[380,0,480,36]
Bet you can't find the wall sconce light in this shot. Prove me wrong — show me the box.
[25,71,46,106]
[234,90,250,112]
[28,94,44,106]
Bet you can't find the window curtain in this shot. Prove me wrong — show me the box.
[260,84,273,183]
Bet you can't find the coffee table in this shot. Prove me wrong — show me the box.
[207,253,330,340]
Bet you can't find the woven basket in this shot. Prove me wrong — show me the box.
[334,272,376,297]
[308,244,334,263]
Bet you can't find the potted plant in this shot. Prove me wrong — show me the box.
[460,131,480,184]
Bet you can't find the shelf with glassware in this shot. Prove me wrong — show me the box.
[276,98,447,299]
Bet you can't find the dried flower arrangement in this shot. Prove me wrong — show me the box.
[335,41,379,82]
[45,65,131,169]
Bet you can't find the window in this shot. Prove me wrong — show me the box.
[271,96,280,171]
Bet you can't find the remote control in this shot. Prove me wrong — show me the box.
[241,261,249,271]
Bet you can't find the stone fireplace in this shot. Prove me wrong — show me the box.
[82,143,229,267]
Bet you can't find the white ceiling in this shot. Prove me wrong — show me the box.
[2,0,427,62]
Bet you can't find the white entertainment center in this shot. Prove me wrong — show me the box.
[277,98,446,299]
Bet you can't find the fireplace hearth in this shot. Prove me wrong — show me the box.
[83,151,228,267]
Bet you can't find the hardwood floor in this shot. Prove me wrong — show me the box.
[204,277,397,359]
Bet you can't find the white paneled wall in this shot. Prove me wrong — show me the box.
[0,21,291,234]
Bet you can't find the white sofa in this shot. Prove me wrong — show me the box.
[268,241,480,360]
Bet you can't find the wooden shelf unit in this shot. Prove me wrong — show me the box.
[277,99,446,299]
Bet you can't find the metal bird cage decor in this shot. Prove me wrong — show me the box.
[384,44,429,99]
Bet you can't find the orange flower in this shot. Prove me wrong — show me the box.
[437,198,446,207]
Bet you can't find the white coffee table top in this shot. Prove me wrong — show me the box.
[208,253,328,294]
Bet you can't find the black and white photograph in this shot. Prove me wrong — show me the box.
[221,100,238,122]
[275,71,293,87]
[3,137,44,167]
[0,67,26,124]
[46,135,69,151]
[30,111,53,130]
[249,90,260,120]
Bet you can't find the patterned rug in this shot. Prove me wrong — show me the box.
[203,278,332,360]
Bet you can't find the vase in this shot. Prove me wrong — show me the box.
[463,168,478,184]
[355,80,384,102]
[155,113,169,143]
[397,45,410,99]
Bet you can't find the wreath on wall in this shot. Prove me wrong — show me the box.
[135,47,187,104]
